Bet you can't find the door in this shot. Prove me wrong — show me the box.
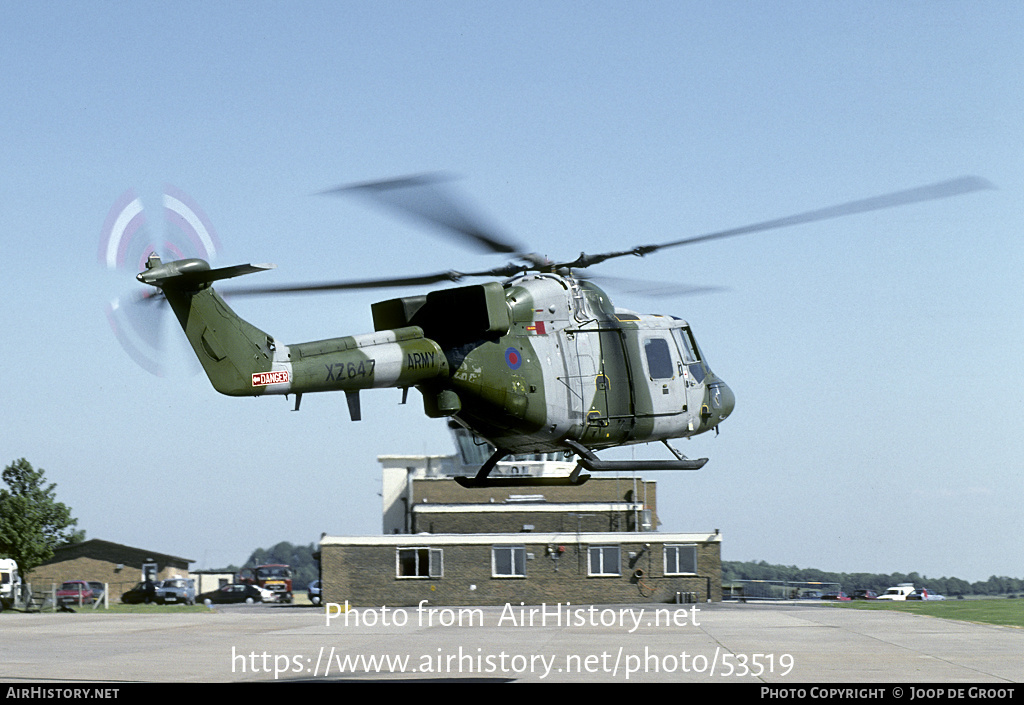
[672,327,708,421]
[563,328,634,446]
[641,333,688,417]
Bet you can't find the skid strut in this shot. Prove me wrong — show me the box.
[454,448,590,488]
[454,440,707,489]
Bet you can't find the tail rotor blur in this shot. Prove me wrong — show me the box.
[100,186,221,375]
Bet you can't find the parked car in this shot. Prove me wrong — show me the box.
[852,589,878,600]
[799,590,822,599]
[121,579,160,604]
[122,581,151,604]
[820,591,851,601]
[56,580,96,607]
[308,580,322,606]
[907,588,945,601]
[198,583,269,605]
[156,578,196,605]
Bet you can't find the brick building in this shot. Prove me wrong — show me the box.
[33,539,193,601]
[319,427,722,607]
[320,530,721,608]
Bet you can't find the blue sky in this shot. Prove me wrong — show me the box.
[1,2,1021,582]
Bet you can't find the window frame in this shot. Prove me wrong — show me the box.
[491,545,527,578]
[587,545,621,577]
[664,544,698,576]
[396,547,444,579]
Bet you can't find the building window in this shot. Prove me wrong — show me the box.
[588,545,621,576]
[396,547,443,578]
[492,546,527,578]
[664,544,697,575]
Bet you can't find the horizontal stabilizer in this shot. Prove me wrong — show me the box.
[187,263,276,284]
[137,257,275,289]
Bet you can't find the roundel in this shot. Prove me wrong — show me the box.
[505,347,522,370]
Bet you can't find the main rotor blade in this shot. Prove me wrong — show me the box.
[563,176,995,269]
[322,174,527,255]
[222,271,468,295]
[584,274,728,298]
[220,261,533,297]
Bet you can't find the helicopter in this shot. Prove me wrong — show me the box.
[133,175,991,488]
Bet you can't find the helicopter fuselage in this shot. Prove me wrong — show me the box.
[140,257,734,459]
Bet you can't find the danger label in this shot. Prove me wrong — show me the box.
[252,370,290,386]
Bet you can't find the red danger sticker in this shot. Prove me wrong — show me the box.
[252,370,290,386]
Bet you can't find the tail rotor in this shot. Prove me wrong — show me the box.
[100,186,221,375]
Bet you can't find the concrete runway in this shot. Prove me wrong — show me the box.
[1,601,1021,683]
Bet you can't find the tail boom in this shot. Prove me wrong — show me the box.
[139,257,449,398]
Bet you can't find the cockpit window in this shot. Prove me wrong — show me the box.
[644,338,675,379]
[673,328,702,363]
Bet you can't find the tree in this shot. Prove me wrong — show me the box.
[0,458,83,576]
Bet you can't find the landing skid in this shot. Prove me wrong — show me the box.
[452,440,706,488]
[453,447,591,488]
[566,440,708,472]
[454,475,591,489]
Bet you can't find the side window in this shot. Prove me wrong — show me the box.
[492,546,527,577]
[674,328,706,383]
[644,338,674,379]
[396,547,443,578]
[664,544,697,575]
[673,329,696,363]
[588,546,621,576]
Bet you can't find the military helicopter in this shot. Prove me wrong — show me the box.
[133,175,990,487]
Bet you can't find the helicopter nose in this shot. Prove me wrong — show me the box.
[710,380,735,424]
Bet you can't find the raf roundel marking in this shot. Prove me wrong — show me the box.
[505,347,522,370]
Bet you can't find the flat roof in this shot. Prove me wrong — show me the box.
[412,502,644,514]
[321,531,721,546]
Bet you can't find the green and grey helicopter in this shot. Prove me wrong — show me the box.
[134,175,990,488]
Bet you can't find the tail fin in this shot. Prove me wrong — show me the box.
[137,256,280,396]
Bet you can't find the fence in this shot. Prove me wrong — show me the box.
[8,582,111,612]
[724,580,841,601]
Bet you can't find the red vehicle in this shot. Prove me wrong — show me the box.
[243,564,293,603]
[56,580,101,608]
[821,591,851,601]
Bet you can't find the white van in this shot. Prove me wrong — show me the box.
[876,583,915,601]
[0,559,20,610]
